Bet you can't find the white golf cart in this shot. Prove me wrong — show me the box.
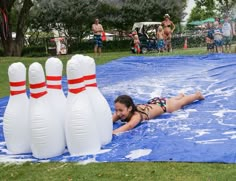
[131,22,162,53]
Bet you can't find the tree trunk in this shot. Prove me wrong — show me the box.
[0,0,33,56]
[1,39,14,56]
[1,36,24,56]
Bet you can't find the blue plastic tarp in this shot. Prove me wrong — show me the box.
[0,53,236,163]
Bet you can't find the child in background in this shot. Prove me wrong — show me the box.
[213,21,223,53]
[133,34,141,54]
[156,26,165,52]
[206,23,214,53]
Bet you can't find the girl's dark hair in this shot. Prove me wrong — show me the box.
[114,95,137,122]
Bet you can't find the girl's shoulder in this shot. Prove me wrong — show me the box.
[127,111,143,122]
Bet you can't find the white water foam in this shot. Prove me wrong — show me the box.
[0,155,36,163]
[101,76,166,101]
[77,157,98,165]
[194,129,212,137]
[213,109,236,118]
[97,149,111,154]
[195,138,227,144]
[125,149,152,160]
[222,131,236,139]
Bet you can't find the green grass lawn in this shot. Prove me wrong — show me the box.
[1,47,236,180]
[0,47,206,98]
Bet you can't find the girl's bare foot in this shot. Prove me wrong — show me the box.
[196,91,205,100]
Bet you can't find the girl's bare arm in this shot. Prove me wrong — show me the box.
[112,113,120,123]
[112,113,141,134]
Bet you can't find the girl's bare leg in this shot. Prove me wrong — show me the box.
[167,91,204,113]
[180,91,204,105]
[173,93,185,100]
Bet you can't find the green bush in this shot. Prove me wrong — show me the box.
[68,40,93,54]
[172,36,206,49]
[4,35,234,57]
[0,48,4,56]
[69,39,131,54]
[22,46,47,57]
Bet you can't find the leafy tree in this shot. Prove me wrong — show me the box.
[118,0,187,32]
[30,0,187,40]
[30,0,100,42]
[188,0,236,24]
[0,0,189,56]
[216,0,236,16]
[92,0,187,33]
[0,0,33,56]
[96,1,126,32]
[187,0,216,26]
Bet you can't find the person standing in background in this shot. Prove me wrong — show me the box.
[213,21,223,53]
[222,15,233,53]
[161,14,175,52]
[133,34,141,54]
[92,18,104,56]
[156,26,165,53]
[206,23,215,53]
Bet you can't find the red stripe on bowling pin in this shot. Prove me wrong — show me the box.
[9,81,26,96]
[46,76,62,89]
[30,91,47,98]
[47,85,62,89]
[10,81,26,86]
[30,82,47,98]
[84,74,97,87]
[46,76,62,81]
[68,77,86,94]
[86,83,97,87]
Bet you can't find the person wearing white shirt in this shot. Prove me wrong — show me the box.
[222,15,233,53]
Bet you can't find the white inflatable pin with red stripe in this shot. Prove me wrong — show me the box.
[65,58,100,155]
[45,57,66,131]
[82,56,112,145]
[29,62,65,159]
[3,62,31,154]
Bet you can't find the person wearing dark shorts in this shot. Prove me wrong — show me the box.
[94,35,102,49]
[206,23,214,53]
[92,18,104,56]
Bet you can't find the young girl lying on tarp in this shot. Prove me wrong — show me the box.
[112,91,204,134]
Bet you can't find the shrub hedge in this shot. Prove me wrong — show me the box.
[21,46,48,57]
[1,35,235,57]
[68,39,131,54]
[0,48,3,56]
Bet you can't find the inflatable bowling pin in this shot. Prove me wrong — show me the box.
[80,55,112,145]
[65,58,100,155]
[29,62,65,159]
[3,62,31,154]
[45,57,66,127]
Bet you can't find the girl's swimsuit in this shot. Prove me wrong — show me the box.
[147,97,167,112]
[121,97,167,123]
[136,104,153,120]
[136,97,167,121]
